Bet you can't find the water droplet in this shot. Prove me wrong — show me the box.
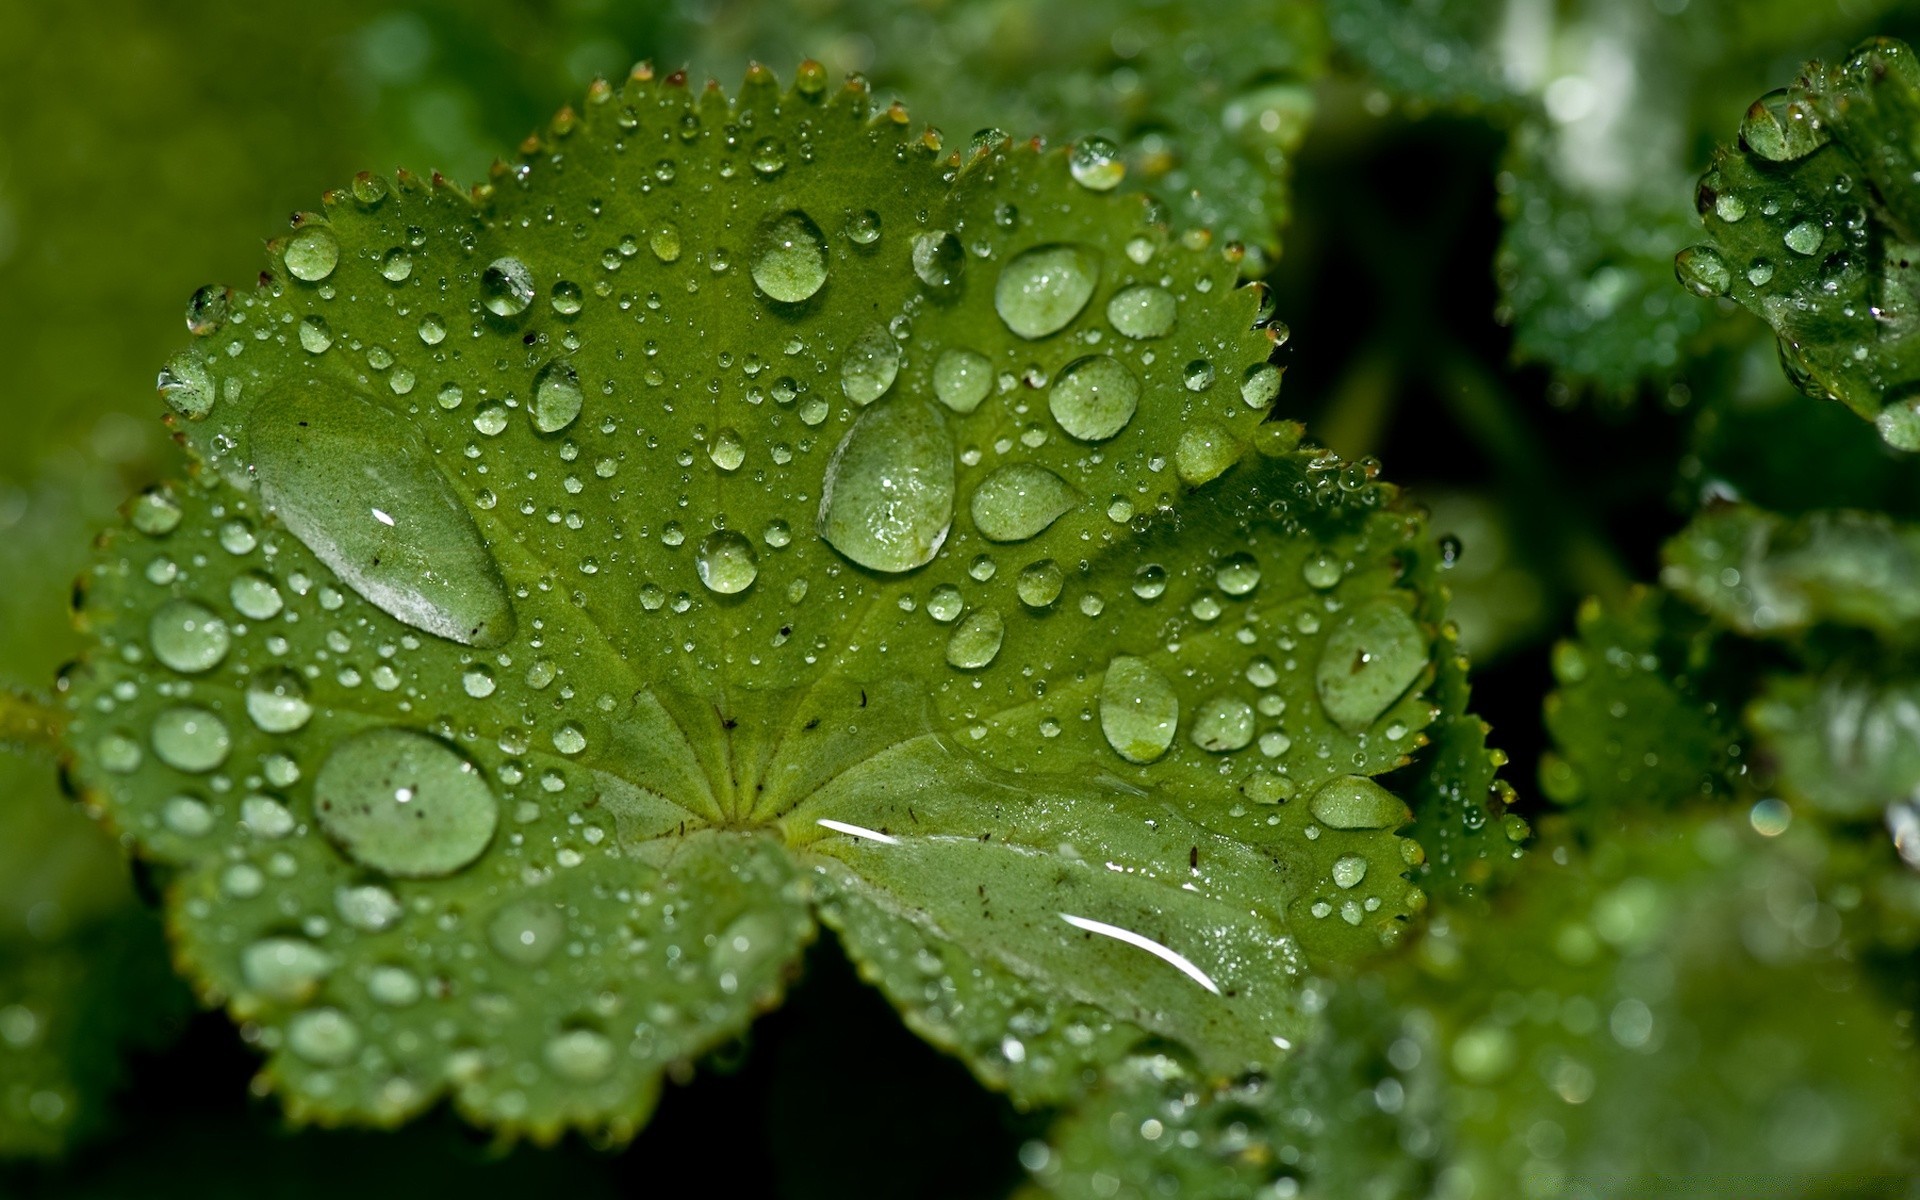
[1068,136,1126,190]
[1315,600,1427,733]
[1106,285,1175,339]
[1674,246,1732,297]
[696,531,759,595]
[546,1028,616,1082]
[186,285,229,335]
[1049,355,1139,441]
[1877,396,1920,451]
[970,463,1078,542]
[242,937,334,1003]
[1740,88,1830,162]
[462,664,496,698]
[1016,559,1064,608]
[242,793,295,837]
[995,244,1099,339]
[149,599,229,674]
[553,723,588,755]
[912,230,964,288]
[945,609,1005,670]
[1308,775,1407,830]
[481,257,535,317]
[162,794,213,836]
[1131,564,1167,600]
[818,402,955,573]
[158,354,214,419]
[489,899,565,965]
[96,731,143,774]
[150,706,230,773]
[287,1008,360,1066]
[841,324,902,405]
[336,883,403,932]
[752,210,829,303]
[751,136,788,176]
[1241,364,1283,410]
[933,348,993,413]
[381,248,413,282]
[1747,258,1775,286]
[1190,694,1254,752]
[1099,655,1179,765]
[1183,360,1216,391]
[846,209,882,245]
[299,315,334,354]
[474,402,508,436]
[248,388,515,647]
[709,427,746,471]
[284,226,339,282]
[650,223,682,262]
[1174,422,1237,485]
[551,280,583,315]
[313,728,498,878]
[132,488,183,536]
[1783,220,1823,256]
[1302,553,1343,590]
[531,359,584,433]
[367,965,421,1007]
[927,584,964,623]
[1214,553,1260,596]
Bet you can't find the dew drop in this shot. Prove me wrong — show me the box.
[546,1028,616,1082]
[1332,854,1369,889]
[933,348,993,413]
[150,706,230,773]
[284,226,340,282]
[336,883,403,932]
[489,899,565,965]
[708,427,746,471]
[696,531,760,595]
[1315,600,1428,733]
[927,584,964,623]
[1016,559,1064,608]
[1106,285,1175,339]
[1241,363,1283,410]
[751,210,829,303]
[912,230,964,288]
[1308,775,1408,830]
[531,359,584,433]
[1068,136,1126,190]
[945,609,1005,670]
[1302,553,1343,590]
[162,794,213,836]
[1174,422,1237,486]
[1049,355,1139,441]
[970,463,1078,542]
[818,402,955,573]
[1099,655,1179,765]
[650,223,683,263]
[287,1008,360,1066]
[298,315,334,354]
[313,728,498,878]
[149,599,229,674]
[1190,694,1255,753]
[841,324,902,405]
[1214,553,1261,596]
[480,256,535,317]
[995,244,1099,339]
[242,937,333,1003]
[846,209,882,245]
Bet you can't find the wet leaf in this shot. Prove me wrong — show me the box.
[62,67,1486,1138]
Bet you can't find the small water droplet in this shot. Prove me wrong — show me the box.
[284,226,340,282]
[841,324,902,405]
[1068,136,1126,190]
[481,256,535,317]
[287,1008,360,1066]
[150,706,230,773]
[1049,355,1139,441]
[945,609,1005,670]
[149,599,229,674]
[550,280,584,315]
[242,937,334,1003]
[531,359,584,433]
[1214,553,1261,596]
[1106,285,1175,339]
[846,210,882,245]
[336,883,403,931]
[381,248,413,282]
[709,427,746,471]
[1174,422,1237,485]
[1190,694,1255,752]
[696,531,760,595]
[1099,655,1179,764]
[490,898,566,965]
[314,728,498,878]
[299,315,334,354]
[546,1028,616,1082]
[650,223,683,262]
[912,230,964,289]
[1016,559,1064,608]
[1302,552,1343,590]
[933,348,993,413]
[1674,246,1732,297]
[996,244,1099,339]
[1783,220,1823,256]
[1332,854,1369,889]
[752,210,829,303]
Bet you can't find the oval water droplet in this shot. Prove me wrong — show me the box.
[696,531,759,595]
[945,609,1005,670]
[933,348,993,413]
[970,463,1078,542]
[313,728,498,878]
[996,244,1099,339]
[818,402,955,573]
[1099,655,1179,765]
[841,324,902,405]
[1106,285,1175,339]
[546,1028,616,1082]
[284,225,340,282]
[481,257,535,317]
[1315,600,1428,733]
[150,706,229,773]
[1049,355,1139,441]
[1331,854,1369,889]
[650,223,682,263]
[531,358,584,433]
[335,883,403,932]
[1174,422,1237,486]
[751,210,829,303]
[1189,694,1255,752]
[149,599,229,674]
[1016,559,1064,608]
[1308,775,1408,830]
[286,1008,360,1066]
[242,937,334,1003]
[245,667,313,733]
[1068,136,1126,190]
[248,388,515,647]
[490,898,565,965]
[912,230,964,288]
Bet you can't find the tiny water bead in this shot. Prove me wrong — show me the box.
[933,348,993,413]
[380,248,413,282]
[1307,775,1408,830]
[480,256,536,317]
[996,244,1099,339]
[150,706,230,773]
[1315,599,1428,733]
[313,727,498,878]
[531,359,584,433]
[751,210,829,303]
[1099,654,1180,765]
[1068,136,1126,191]
[695,531,760,595]
[283,225,340,282]
[818,401,955,573]
[945,609,1005,670]
[1049,355,1140,441]
[148,599,229,673]
[970,463,1078,542]
[1106,285,1176,339]
[841,324,902,405]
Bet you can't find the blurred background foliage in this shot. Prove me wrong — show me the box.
[4,0,1920,1195]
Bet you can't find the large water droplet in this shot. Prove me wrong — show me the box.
[970,463,1078,542]
[1308,775,1408,830]
[841,324,902,405]
[818,402,955,573]
[481,256,535,317]
[1099,655,1179,765]
[1107,285,1175,339]
[151,706,230,773]
[1189,694,1254,752]
[531,359,584,433]
[751,210,829,303]
[284,226,340,282]
[945,609,1005,670]
[313,728,498,878]
[1315,600,1427,733]
[149,599,229,674]
[1740,88,1830,162]
[696,531,759,595]
[246,667,313,733]
[248,389,515,647]
[995,244,1099,339]
[1049,355,1139,441]
[933,348,993,413]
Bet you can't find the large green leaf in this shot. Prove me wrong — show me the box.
[63,66,1483,1138]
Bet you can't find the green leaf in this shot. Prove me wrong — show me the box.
[1686,37,1920,451]
[679,0,1328,272]
[63,66,1482,1137]
[1661,505,1920,641]
[1750,672,1920,821]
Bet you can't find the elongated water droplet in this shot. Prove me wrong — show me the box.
[818,402,955,573]
[248,389,515,647]
[752,210,829,303]
[1308,775,1408,830]
[945,609,1005,669]
[841,324,902,405]
[1315,600,1427,733]
[996,244,1099,339]
[531,359,584,433]
[696,531,759,595]
[970,463,1078,542]
[933,348,993,413]
[1049,355,1139,441]
[1100,654,1179,765]
[313,728,498,878]
[149,599,229,674]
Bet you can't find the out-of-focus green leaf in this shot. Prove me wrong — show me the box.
[1750,672,1920,821]
[62,65,1492,1141]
